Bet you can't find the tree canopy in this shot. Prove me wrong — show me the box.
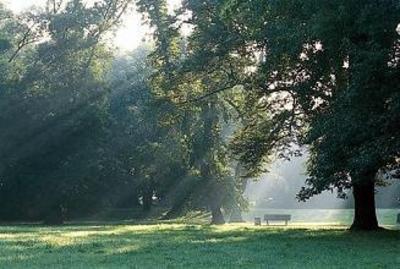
[136,0,400,230]
[0,0,398,230]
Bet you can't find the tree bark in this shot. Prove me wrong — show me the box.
[350,178,379,231]
[142,188,153,212]
[211,206,225,225]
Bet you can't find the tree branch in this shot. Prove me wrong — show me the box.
[179,84,235,104]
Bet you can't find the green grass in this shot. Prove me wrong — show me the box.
[0,223,399,268]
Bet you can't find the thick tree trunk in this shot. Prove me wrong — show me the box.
[142,188,153,212]
[350,179,379,231]
[211,206,225,225]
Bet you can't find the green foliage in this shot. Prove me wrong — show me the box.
[136,0,248,222]
[0,0,246,223]
[4,0,397,228]
[169,0,400,197]
[0,1,133,221]
[135,0,400,229]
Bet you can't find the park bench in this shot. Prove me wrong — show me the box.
[254,217,262,226]
[264,214,291,225]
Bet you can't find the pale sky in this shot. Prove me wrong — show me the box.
[2,0,182,51]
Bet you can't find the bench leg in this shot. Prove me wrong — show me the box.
[285,220,288,226]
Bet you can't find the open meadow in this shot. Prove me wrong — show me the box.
[0,223,399,269]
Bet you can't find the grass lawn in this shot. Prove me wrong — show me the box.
[0,223,399,268]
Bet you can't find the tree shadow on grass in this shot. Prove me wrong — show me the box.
[1,225,399,268]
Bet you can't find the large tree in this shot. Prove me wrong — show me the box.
[226,0,400,230]
[136,0,248,224]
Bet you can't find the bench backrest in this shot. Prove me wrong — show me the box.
[264,214,291,221]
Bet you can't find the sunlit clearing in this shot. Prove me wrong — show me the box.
[243,154,354,224]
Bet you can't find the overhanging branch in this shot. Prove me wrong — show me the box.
[179,84,235,104]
